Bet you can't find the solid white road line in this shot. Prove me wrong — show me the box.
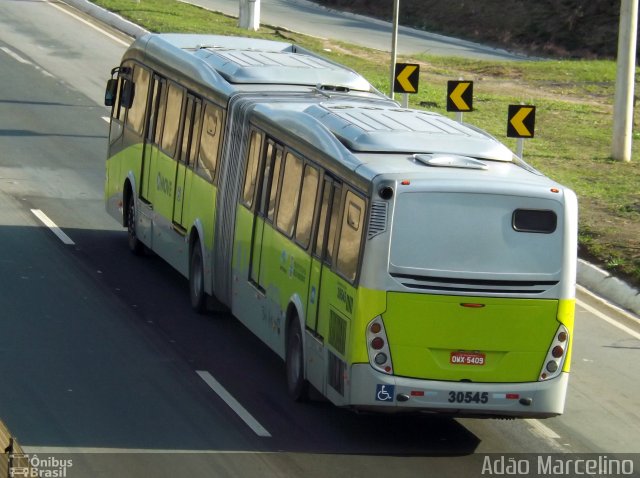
[196,371,272,438]
[31,209,75,245]
[0,46,31,64]
[1,46,57,78]
[44,0,130,47]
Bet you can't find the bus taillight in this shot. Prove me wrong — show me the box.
[367,316,393,375]
[539,324,569,381]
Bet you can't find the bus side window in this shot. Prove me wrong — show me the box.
[257,141,275,216]
[188,100,202,167]
[153,80,167,145]
[266,147,284,222]
[182,98,202,168]
[145,77,161,143]
[295,165,319,249]
[242,130,264,208]
[325,184,343,266]
[178,95,194,164]
[314,178,332,258]
[125,65,150,136]
[336,191,365,283]
[276,152,303,237]
[160,82,184,157]
[198,102,224,182]
[110,78,123,120]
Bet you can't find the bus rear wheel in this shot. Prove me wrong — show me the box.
[286,317,309,402]
[190,240,207,313]
[126,193,144,255]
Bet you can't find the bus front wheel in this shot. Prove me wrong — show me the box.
[126,193,144,255]
[286,317,309,402]
[190,240,207,313]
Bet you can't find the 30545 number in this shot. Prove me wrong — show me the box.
[448,391,489,404]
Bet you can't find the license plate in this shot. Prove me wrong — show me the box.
[450,351,486,365]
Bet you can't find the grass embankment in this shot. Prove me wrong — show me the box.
[93,0,640,288]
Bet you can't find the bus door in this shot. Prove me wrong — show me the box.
[141,75,165,204]
[173,95,201,228]
[250,140,282,290]
[306,178,341,333]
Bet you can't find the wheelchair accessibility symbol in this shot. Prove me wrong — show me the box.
[375,384,395,402]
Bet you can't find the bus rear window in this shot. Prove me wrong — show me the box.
[513,209,557,234]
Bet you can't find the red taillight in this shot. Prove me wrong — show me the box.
[371,337,385,350]
[506,393,520,400]
[552,345,564,358]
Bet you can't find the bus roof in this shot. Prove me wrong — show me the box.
[253,100,514,164]
[125,33,377,94]
[250,100,555,191]
[304,103,513,161]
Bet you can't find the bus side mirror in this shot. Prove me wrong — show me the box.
[120,80,135,109]
[104,78,117,107]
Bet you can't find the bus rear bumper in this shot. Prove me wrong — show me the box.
[348,364,569,418]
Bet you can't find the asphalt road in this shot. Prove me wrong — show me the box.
[0,1,640,477]
[186,0,526,60]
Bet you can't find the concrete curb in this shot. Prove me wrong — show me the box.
[62,0,640,318]
[578,259,640,316]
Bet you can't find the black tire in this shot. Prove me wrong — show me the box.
[286,317,309,402]
[190,240,207,313]
[126,193,144,255]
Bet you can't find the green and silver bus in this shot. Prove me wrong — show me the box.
[105,34,577,418]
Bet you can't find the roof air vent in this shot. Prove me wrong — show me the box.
[414,154,488,170]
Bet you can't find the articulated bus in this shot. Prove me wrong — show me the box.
[105,34,577,418]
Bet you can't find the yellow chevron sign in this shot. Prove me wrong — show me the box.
[507,105,536,138]
[394,63,420,94]
[447,81,473,112]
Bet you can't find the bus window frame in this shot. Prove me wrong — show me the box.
[274,150,304,239]
[123,63,151,137]
[179,94,202,167]
[188,98,203,172]
[293,163,320,251]
[145,74,164,145]
[333,188,366,285]
[313,175,336,261]
[110,76,124,121]
[158,80,186,159]
[266,144,285,224]
[241,128,265,209]
[197,100,226,183]
[324,183,344,269]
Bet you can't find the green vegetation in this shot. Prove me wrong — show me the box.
[92,0,640,288]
